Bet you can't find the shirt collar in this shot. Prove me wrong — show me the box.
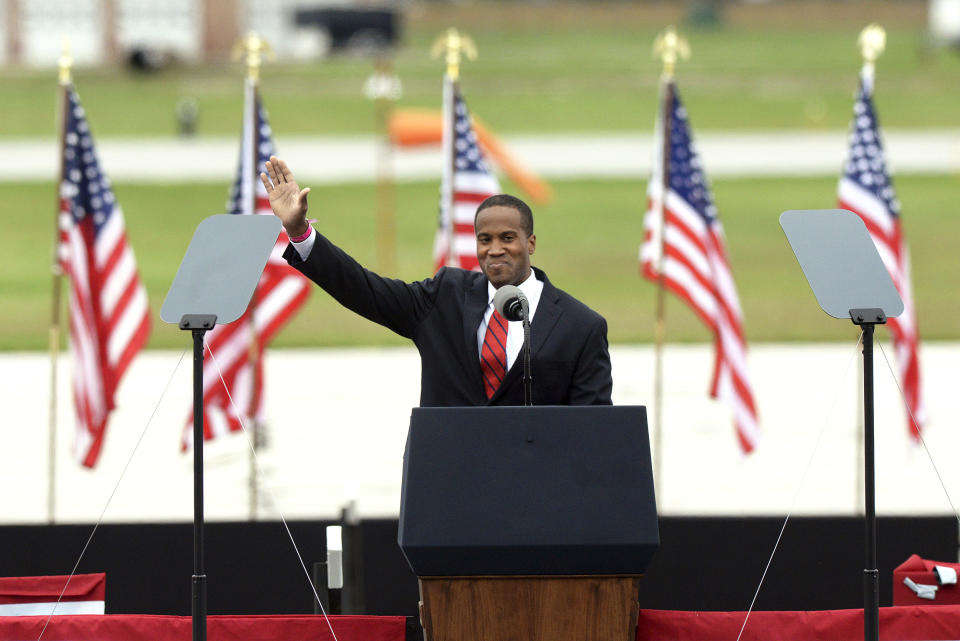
[487,268,539,306]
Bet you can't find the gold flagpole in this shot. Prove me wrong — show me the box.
[858,23,886,94]
[651,27,689,506]
[854,23,886,515]
[233,32,273,520]
[48,39,72,524]
[432,28,477,268]
[365,57,402,274]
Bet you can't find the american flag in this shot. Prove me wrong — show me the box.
[181,80,310,450]
[58,86,151,468]
[640,83,759,453]
[838,72,925,439]
[433,79,500,272]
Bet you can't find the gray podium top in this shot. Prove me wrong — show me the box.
[161,214,282,325]
[780,209,903,320]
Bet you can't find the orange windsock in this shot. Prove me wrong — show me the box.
[387,109,443,147]
[387,108,553,205]
[472,116,553,205]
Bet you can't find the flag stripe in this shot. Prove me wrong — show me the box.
[106,283,148,364]
[111,309,151,384]
[839,178,896,239]
[453,190,490,204]
[255,274,312,343]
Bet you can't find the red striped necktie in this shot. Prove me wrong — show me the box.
[480,309,508,399]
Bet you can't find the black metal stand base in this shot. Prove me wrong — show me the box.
[864,569,879,641]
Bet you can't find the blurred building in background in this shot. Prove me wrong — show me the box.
[0,0,400,68]
[3,0,959,72]
[930,0,960,46]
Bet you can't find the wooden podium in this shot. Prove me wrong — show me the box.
[398,406,658,641]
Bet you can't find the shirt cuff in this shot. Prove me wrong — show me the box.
[290,226,315,260]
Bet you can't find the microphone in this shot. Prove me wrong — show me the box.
[492,285,528,322]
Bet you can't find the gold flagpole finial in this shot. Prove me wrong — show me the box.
[431,28,477,81]
[653,26,690,79]
[858,24,886,64]
[58,38,73,85]
[232,32,275,83]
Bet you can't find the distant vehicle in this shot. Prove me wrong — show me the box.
[294,6,400,55]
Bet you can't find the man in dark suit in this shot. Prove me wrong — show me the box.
[260,156,612,406]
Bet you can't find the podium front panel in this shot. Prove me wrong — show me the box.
[398,405,658,576]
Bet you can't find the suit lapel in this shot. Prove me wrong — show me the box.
[463,275,489,394]
[529,268,562,359]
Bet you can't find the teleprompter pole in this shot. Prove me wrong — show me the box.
[851,308,883,641]
[192,326,206,641]
[854,32,886,641]
[181,313,217,641]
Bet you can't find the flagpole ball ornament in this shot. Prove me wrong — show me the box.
[858,24,886,63]
[431,27,477,81]
[858,23,885,84]
[232,31,275,82]
[653,26,690,78]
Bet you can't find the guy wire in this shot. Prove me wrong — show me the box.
[877,341,960,525]
[37,349,187,641]
[735,333,864,641]
[206,343,340,641]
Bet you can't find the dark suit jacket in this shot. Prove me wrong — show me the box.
[284,233,612,406]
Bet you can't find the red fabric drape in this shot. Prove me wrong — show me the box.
[638,606,960,641]
[0,614,405,641]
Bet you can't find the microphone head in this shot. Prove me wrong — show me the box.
[493,285,528,322]
[492,285,519,314]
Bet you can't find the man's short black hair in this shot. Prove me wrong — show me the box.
[474,194,534,237]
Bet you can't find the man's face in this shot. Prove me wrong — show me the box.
[475,205,536,288]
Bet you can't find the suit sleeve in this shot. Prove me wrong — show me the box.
[568,316,613,405]
[283,233,438,339]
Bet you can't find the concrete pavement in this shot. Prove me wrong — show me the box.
[2,129,959,182]
[2,342,958,523]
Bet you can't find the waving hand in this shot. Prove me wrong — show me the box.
[260,156,311,237]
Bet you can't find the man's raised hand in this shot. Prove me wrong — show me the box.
[260,156,311,237]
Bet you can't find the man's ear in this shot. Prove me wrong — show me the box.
[527,234,536,256]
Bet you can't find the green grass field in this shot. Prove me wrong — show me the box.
[1,2,958,137]
[3,173,957,351]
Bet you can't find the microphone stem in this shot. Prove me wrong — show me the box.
[522,315,532,406]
